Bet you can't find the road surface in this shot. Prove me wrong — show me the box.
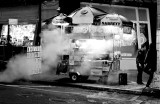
[0,82,160,104]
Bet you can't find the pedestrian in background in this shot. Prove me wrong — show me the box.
[136,42,148,85]
[144,43,157,88]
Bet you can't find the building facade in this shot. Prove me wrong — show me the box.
[79,1,156,70]
[0,0,157,71]
[0,0,59,46]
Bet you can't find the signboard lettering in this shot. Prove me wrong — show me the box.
[123,26,132,34]
[101,22,121,26]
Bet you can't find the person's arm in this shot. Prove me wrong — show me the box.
[144,49,150,65]
[136,51,142,67]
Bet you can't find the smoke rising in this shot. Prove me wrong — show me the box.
[0,27,69,82]
[40,28,69,68]
[0,24,121,83]
[0,55,38,82]
[72,37,114,75]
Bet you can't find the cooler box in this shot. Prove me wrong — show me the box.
[119,73,127,85]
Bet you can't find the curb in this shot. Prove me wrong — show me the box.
[1,80,159,98]
[60,82,160,98]
[57,82,143,95]
[31,80,154,96]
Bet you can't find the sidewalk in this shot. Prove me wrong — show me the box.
[30,69,160,98]
[61,80,160,97]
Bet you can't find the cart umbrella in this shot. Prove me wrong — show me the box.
[43,13,70,26]
[52,13,70,26]
[68,6,106,24]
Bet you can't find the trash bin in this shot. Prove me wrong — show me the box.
[119,73,127,85]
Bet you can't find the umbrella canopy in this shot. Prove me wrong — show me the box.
[97,13,133,28]
[43,13,70,26]
[52,13,70,26]
[68,6,107,24]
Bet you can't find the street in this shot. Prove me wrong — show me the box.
[0,0,158,104]
[0,81,160,104]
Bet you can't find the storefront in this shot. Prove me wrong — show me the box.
[0,1,58,46]
[81,2,151,70]
[0,1,58,73]
[0,5,39,46]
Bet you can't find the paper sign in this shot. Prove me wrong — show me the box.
[9,19,18,25]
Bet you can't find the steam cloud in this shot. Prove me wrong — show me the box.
[0,55,39,82]
[73,39,114,75]
[0,25,119,83]
[0,27,69,82]
[40,28,69,69]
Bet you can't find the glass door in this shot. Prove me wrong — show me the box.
[138,23,149,48]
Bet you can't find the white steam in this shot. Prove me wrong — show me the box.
[40,28,69,69]
[0,27,69,82]
[0,25,119,83]
[0,55,38,82]
[72,39,114,75]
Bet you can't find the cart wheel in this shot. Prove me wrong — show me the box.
[70,73,79,82]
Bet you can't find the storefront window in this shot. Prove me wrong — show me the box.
[0,24,36,46]
[0,25,9,45]
[139,23,149,46]
[138,9,147,21]
[120,23,138,58]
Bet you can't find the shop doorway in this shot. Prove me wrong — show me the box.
[139,23,150,47]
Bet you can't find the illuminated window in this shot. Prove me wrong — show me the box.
[0,24,36,46]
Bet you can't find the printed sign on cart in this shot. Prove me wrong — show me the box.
[120,30,138,58]
[91,69,102,76]
[27,46,42,74]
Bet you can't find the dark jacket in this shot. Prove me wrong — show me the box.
[136,49,146,66]
[144,43,157,72]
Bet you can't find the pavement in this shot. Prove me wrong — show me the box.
[1,69,159,98]
[28,69,160,98]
